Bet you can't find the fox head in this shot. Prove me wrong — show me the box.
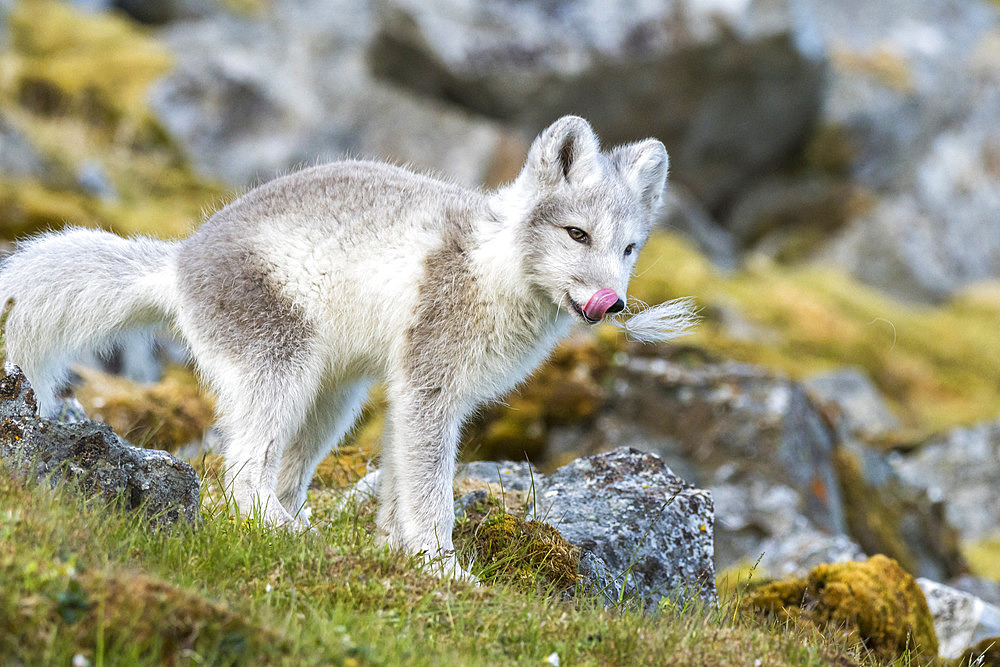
[503,115,669,325]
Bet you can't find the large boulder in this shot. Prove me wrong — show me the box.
[539,351,965,580]
[588,356,847,538]
[368,0,826,210]
[0,364,200,525]
[890,420,1000,544]
[148,0,521,189]
[811,0,1000,301]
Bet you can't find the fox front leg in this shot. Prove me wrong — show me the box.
[382,383,471,580]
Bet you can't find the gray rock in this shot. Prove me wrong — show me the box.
[891,420,1000,543]
[546,355,964,580]
[950,575,1000,609]
[712,479,865,577]
[804,367,900,438]
[609,358,847,537]
[0,364,200,525]
[531,447,716,608]
[813,0,1000,301]
[368,0,826,210]
[149,0,516,189]
[918,578,1000,660]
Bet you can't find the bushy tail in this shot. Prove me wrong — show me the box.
[0,227,179,414]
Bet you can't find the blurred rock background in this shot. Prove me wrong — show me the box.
[1,0,999,625]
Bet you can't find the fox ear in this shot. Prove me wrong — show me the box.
[614,139,669,213]
[525,116,602,188]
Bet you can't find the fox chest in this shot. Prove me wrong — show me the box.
[404,304,570,407]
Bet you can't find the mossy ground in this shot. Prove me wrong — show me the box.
[0,465,915,666]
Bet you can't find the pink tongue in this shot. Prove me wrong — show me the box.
[583,288,619,321]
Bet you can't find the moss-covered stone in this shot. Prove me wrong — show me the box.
[454,494,580,595]
[744,555,939,661]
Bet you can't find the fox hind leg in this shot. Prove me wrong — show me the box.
[208,355,323,528]
[275,377,372,526]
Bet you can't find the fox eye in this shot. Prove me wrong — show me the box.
[624,243,636,257]
[565,227,590,245]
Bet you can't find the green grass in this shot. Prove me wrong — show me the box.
[0,465,907,666]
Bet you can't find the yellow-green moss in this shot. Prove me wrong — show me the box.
[833,448,918,574]
[964,535,1000,581]
[629,232,1000,438]
[744,555,938,661]
[953,636,1000,667]
[311,445,373,491]
[73,365,215,452]
[454,495,580,595]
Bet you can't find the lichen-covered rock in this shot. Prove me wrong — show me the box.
[574,356,848,573]
[746,555,939,661]
[0,364,199,525]
[369,0,826,210]
[550,353,965,581]
[531,447,716,609]
[918,578,1000,660]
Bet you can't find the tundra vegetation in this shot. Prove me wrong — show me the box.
[0,1,998,665]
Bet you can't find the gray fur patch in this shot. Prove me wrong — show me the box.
[177,223,314,367]
[404,209,547,406]
[403,213,477,398]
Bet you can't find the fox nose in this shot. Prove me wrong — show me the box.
[582,288,624,321]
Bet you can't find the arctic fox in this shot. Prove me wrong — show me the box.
[0,116,693,577]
